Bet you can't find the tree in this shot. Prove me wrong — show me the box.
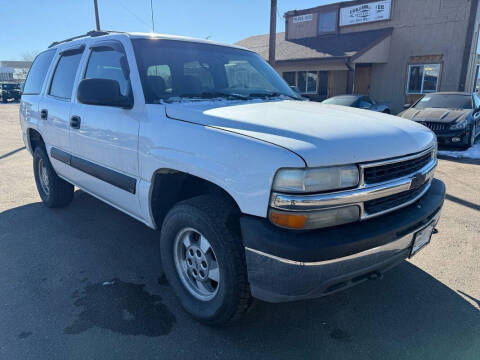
[21,50,40,62]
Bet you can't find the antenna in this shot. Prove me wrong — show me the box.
[94,0,101,31]
[150,0,155,33]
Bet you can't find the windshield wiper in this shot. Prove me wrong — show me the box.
[179,91,250,100]
[248,91,299,100]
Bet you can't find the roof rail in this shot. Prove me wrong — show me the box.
[48,30,124,48]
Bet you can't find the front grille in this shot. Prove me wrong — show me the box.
[363,152,432,184]
[364,182,429,215]
[417,121,448,131]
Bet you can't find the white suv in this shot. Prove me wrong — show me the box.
[20,31,445,325]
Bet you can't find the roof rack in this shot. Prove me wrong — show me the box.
[48,30,125,48]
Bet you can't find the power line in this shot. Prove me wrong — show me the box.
[117,0,152,30]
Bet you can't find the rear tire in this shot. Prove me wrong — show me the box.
[160,195,251,325]
[33,146,74,208]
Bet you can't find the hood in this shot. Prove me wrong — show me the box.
[400,107,471,123]
[165,100,435,167]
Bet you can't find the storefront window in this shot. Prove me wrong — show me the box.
[298,71,318,94]
[407,64,440,94]
[318,10,337,35]
[283,72,296,87]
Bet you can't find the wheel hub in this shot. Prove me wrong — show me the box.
[38,158,50,195]
[173,228,220,301]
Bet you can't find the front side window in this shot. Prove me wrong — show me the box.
[132,39,299,103]
[49,51,83,99]
[318,10,337,34]
[297,71,318,94]
[23,50,56,95]
[84,48,131,96]
[407,64,440,94]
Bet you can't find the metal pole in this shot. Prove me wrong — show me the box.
[151,0,155,32]
[94,0,101,31]
[268,0,277,66]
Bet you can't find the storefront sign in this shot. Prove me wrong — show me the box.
[293,14,313,23]
[340,0,391,26]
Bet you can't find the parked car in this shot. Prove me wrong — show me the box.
[399,92,480,149]
[20,31,445,325]
[321,94,391,113]
[0,82,21,103]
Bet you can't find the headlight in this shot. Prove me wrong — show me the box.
[450,120,467,130]
[272,165,359,193]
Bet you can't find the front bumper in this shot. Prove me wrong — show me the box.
[241,179,445,303]
[434,130,470,145]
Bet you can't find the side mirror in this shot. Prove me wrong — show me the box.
[403,104,411,109]
[77,78,133,108]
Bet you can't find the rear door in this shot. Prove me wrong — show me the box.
[20,49,56,151]
[68,39,142,217]
[38,45,85,178]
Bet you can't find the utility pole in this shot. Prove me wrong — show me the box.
[268,0,277,66]
[94,0,101,31]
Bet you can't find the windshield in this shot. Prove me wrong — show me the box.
[132,39,300,103]
[1,84,19,90]
[413,94,472,110]
[322,96,358,106]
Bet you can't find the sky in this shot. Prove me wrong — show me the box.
[0,0,345,60]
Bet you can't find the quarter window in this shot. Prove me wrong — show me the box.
[85,48,131,96]
[49,51,83,99]
[23,50,56,95]
[407,64,440,94]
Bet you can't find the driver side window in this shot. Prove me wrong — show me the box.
[84,48,131,97]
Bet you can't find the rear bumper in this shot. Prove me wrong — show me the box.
[241,179,445,302]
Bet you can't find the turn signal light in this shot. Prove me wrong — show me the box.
[269,211,307,229]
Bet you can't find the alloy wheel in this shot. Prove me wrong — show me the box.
[173,227,220,301]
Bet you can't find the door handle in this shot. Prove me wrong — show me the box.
[40,109,48,120]
[70,115,81,129]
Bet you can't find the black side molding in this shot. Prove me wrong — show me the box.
[50,147,136,194]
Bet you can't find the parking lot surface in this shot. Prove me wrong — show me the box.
[0,103,479,359]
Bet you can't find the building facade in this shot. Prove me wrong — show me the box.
[236,0,480,113]
[0,61,32,82]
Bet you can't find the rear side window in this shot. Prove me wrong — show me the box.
[49,51,83,99]
[84,48,131,96]
[23,50,56,95]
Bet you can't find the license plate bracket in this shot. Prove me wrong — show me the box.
[410,221,436,257]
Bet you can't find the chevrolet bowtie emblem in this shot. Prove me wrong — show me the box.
[410,173,426,190]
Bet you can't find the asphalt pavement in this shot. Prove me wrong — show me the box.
[0,103,479,359]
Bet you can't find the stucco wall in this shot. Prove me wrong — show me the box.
[285,0,477,114]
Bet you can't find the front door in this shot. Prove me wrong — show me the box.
[354,64,372,94]
[69,39,142,217]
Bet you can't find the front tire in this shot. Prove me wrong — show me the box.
[33,146,74,207]
[160,195,251,325]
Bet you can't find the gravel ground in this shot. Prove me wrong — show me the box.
[0,103,479,360]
